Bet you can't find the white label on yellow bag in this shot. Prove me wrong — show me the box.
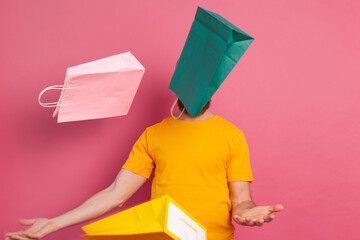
[167,201,206,240]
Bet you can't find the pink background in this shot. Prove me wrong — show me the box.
[1,0,359,239]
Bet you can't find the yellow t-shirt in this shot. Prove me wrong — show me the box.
[122,115,253,240]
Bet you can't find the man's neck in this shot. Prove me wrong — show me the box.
[176,110,215,121]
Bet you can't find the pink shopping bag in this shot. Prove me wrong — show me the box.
[38,52,145,123]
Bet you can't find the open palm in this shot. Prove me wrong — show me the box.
[233,204,284,227]
[5,218,59,240]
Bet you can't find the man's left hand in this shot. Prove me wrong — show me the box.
[232,204,284,227]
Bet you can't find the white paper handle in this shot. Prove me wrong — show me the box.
[38,85,65,108]
[170,98,185,120]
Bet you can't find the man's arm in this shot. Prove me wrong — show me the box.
[52,169,146,229]
[5,169,146,239]
[229,181,284,227]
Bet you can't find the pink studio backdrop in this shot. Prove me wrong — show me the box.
[1,0,359,239]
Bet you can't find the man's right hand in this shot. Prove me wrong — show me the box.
[5,218,59,240]
[5,169,148,240]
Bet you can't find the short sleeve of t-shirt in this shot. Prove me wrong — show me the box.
[122,128,154,179]
[226,130,253,182]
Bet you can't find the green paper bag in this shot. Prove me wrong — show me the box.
[169,6,254,116]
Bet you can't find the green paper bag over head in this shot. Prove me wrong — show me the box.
[169,6,254,116]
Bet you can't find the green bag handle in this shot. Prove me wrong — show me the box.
[170,98,185,120]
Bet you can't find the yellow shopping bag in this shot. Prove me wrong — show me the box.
[81,194,207,240]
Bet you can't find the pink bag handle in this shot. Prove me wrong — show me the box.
[38,85,65,107]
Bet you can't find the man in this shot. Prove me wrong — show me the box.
[5,99,284,240]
